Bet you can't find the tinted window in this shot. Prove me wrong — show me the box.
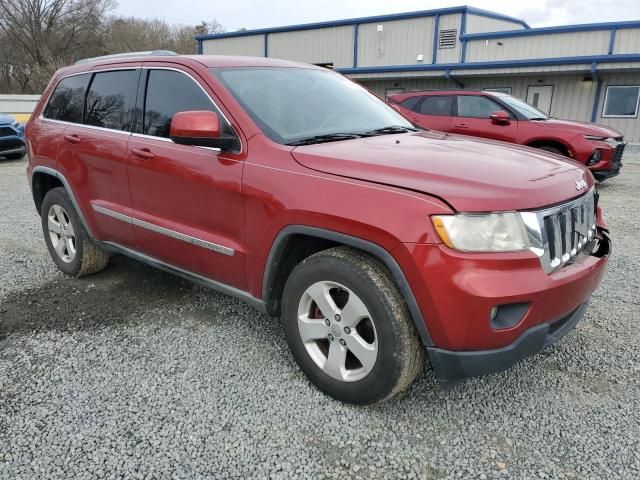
[457,95,503,119]
[43,74,91,123]
[398,96,420,111]
[84,70,139,131]
[143,70,232,138]
[603,86,640,117]
[419,96,454,116]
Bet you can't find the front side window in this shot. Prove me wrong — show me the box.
[143,69,233,139]
[84,70,139,131]
[213,67,413,144]
[419,96,454,116]
[43,74,91,123]
[493,93,547,120]
[603,86,640,118]
[457,95,504,119]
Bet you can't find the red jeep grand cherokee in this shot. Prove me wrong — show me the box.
[25,54,611,404]
[389,90,625,181]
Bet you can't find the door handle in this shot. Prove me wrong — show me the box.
[63,134,81,144]
[454,124,468,128]
[131,148,155,160]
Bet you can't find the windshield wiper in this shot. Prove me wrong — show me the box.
[365,125,418,135]
[286,133,367,146]
[529,117,548,121]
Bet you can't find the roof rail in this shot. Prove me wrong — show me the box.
[75,50,178,65]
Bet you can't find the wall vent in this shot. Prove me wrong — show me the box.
[439,29,457,49]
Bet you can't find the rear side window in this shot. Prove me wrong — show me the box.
[398,96,421,111]
[43,74,91,123]
[457,95,503,119]
[419,96,454,116]
[84,70,139,131]
[143,69,232,138]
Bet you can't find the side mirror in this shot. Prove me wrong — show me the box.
[490,110,511,125]
[170,110,238,151]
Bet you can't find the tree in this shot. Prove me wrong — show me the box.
[0,1,225,93]
[0,0,115,92]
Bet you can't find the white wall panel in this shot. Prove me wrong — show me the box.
[357,17,435,67]
[202,35,264,57]
[268,26,354,67]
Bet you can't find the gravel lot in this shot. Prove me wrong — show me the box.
[1,154,639,479]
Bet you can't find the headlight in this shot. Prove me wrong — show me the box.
[584,135,619,147]
[432,212,530,252]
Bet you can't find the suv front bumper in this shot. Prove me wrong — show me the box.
[427,301,588,382]
[395,229,611,382]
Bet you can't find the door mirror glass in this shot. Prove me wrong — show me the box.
[170,111,237,150]
[490,110,511,124]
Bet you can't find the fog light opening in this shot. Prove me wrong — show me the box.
[490,302,530,330]
[587,149,601,166]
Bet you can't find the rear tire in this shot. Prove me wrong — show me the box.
[41,187,110,277]
[282,246,424,404]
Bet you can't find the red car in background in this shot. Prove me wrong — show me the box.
[389,90,625,181]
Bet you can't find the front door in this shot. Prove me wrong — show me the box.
[451,95,518,143]
[127,66,246,289]
[526,85,554,115]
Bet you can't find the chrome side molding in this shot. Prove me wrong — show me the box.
[91,203,235,256]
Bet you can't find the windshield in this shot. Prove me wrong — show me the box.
[213,67,414,144]
[493,93,549,120]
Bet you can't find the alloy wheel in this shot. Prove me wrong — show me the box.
[47,204,76,263]
[297,281,378,382]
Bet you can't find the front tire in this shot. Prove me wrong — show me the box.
[282,247,424,404]
[41,187,110,277]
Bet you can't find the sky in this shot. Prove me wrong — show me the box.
[113,0,640,30]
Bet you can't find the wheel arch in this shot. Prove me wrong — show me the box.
[525,138,573,157]
[31,166,94,237]
[262,225,433,346]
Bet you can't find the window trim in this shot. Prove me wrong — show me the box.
[40,67,138,126]
[601,85,640,119]
[40,66,242,154]
[139,66,242,154]
[455,94,506,119]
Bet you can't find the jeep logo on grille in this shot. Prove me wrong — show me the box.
[575,178,587,190]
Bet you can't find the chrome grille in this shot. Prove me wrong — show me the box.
[521,190,597,274]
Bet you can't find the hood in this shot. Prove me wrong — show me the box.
[0,114,16,125]
[291,131,594,212]
[533,118,623,138]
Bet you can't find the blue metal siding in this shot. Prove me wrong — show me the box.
[195,6,528,42]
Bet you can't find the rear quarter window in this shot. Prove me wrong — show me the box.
[43,74,91,123]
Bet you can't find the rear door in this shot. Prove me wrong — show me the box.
[127,66,246,289]
[410,95,455,132]
[451,95,518,143]
[57,68,140,247]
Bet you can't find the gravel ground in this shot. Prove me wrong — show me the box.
[1,154,639,479]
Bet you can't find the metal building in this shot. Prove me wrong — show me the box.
[196,6,640,141]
